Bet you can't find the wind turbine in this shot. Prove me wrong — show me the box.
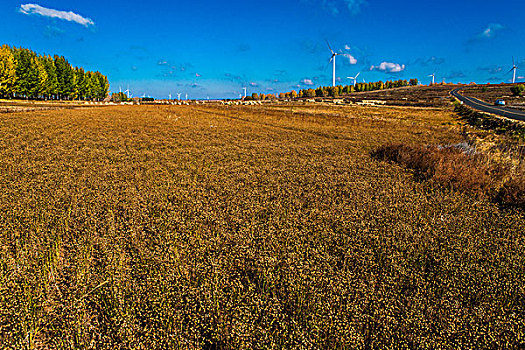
[169,93,172,100]
[347,72,361,87]
[509,57,518,84]
[185,93,188,100]
[124,88,132,99]
[326,40,343,87]
[177,93,182,100]
[243,87,247,98]
[428,73,436,85]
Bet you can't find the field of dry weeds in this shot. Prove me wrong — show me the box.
[1,104,524,349]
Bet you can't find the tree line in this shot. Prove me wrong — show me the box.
[0,45,109,101]
[276,79,419,100]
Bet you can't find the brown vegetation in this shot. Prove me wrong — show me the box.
[0,104,524,348]
[372,142,525,209]
[340,84,457,108]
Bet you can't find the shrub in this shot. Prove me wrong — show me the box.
[511,84,525,97]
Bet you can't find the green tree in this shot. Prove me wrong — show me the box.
[305,88,315,98]
[315,87,324,97]
[14,48,39,98]
[0,46,108,101]
[96,73,109,101]
[327,86,338,97]
[111,92,128,102]
[54,55,74,99]
[42,55,58,99]
[74,67,87,100]
[35,56,49,98]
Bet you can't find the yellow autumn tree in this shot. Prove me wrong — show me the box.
[0,45,16,98]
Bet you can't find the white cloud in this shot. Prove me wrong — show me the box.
[481,23,504,39]
[301,79,314,86]
[343,54,357,65]
[20,4,94,27]
[370,62,406,73]
[343,0,366,15]
[344,44,351,50]
[249,82,258,87]
[319,0,366,16]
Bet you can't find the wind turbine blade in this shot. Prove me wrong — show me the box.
[356,72,361,78]
[323,60,331,72]
[325,40,334,54]
[508,67,515,74]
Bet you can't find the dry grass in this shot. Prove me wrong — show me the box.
[0,104,524,349]
[371,143,509,196]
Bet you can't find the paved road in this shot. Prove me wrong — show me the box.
[451,88,525,122]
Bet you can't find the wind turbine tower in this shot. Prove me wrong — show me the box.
[326,40,343,87]
[428,73,436,85]
[509,58,518,84]
[243,87,247,98]
[177,93,182,100]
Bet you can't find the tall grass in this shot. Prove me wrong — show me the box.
[372,142,525,209]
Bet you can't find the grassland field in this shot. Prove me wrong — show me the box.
[1,103,524,349]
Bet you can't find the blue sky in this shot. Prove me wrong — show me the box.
[1,0,524,99]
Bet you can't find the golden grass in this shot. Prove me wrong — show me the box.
[1,104,524,349]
